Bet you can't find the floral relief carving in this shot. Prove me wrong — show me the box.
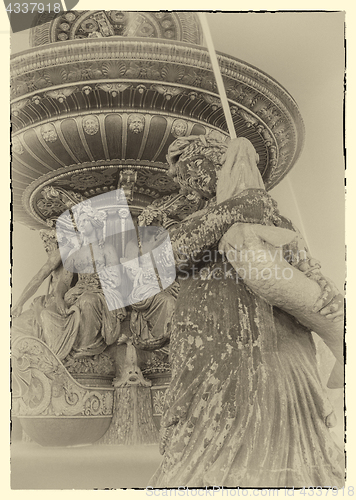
[11,39,302,196]
[36,186,86,217]
[37,198,65,217]
[135,171,178,193]
[125,61,161,80]
[151,84,183,100]
[239,109,260,128]
[151,389,168,416]
[67,64,103,82]
[11,99,29,116]
[44,86,78,103]
[31,12,201,46]
[181,68,215,92]
[95,83,131,96]
[32,95,42,105]
[44,67,68,85]
[257,105,282,128]
[160,64,185,83]
[203,94,222,110]
[55,169,117,191]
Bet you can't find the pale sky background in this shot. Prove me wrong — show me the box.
[11,10,346,304]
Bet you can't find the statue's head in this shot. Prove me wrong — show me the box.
[39,229,59,253]
[40,123,58,143]
[83,115,99,135]
[166,131,229,200]
[172,119,188,138]
[72,201,106,245]
[128,114,145,134]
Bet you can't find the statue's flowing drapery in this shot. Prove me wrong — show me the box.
[40,272,126,360]
[12,272,126,361]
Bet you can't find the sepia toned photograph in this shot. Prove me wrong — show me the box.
[10,5,346,491]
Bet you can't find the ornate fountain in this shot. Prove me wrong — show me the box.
[11,10,304,446]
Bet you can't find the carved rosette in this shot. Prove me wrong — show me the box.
[12,336,114,418]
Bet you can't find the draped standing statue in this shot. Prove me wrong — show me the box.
[149,133,344,488]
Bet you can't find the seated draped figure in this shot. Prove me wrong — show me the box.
[11,228,74,342]
[12,203,126,361]
[122,211,179,352]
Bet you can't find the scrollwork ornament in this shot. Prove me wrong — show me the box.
[151,84,183,100]
[60,23,70,32]
[239,109,259,128]
[12,336,115,418]
[118,208,130,219]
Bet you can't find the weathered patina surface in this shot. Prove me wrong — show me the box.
[149,135,344,488]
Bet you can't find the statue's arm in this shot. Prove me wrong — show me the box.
[103,243,121,286]
[169,189,275,268]
[124,239,140,260]
[11,249,62,317]
[54,256,74,315]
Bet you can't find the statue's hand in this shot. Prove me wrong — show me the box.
[318,293,344,322]
[11,304,23,318]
